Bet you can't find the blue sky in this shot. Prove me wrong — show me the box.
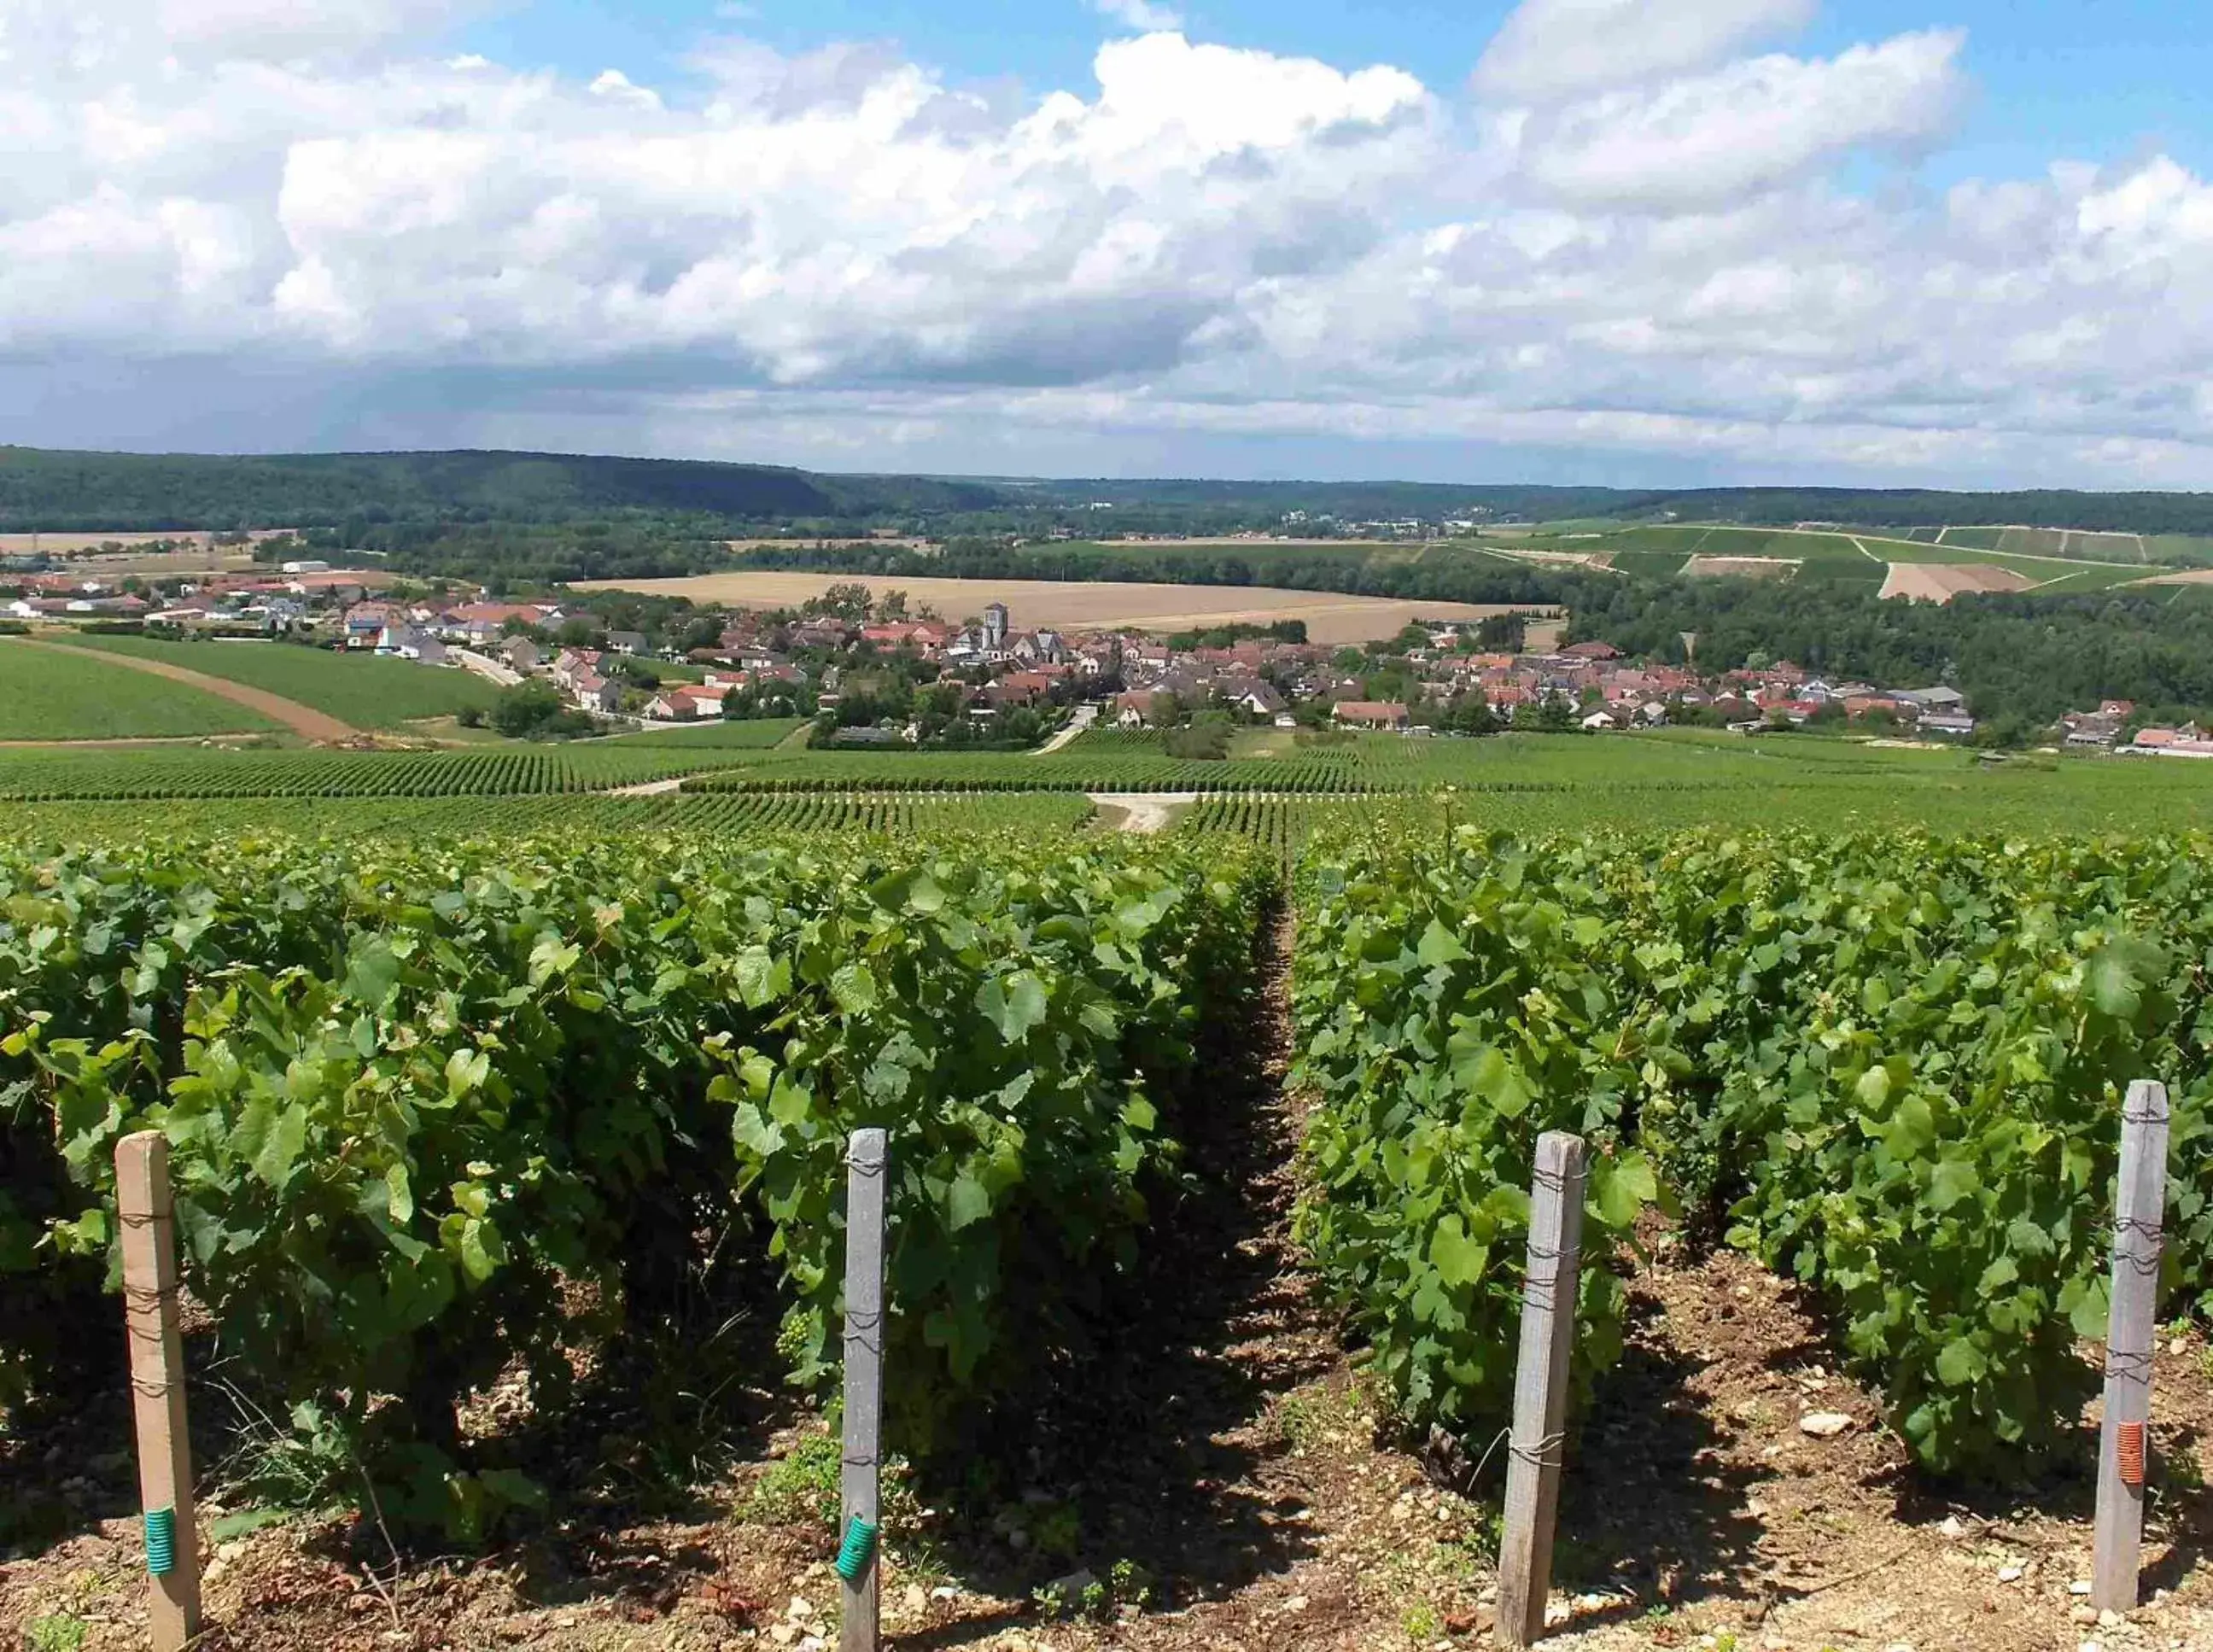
[8,0,2213,487]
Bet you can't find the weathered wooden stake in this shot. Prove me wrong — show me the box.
[1498,1131,1588,1650]
[839,1128,889,1652]
[2093,1080,2169,1614]
[116,1130,201,1652]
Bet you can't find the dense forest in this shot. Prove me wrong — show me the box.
[0,447,999,533]
[10,444,2213,539]
[298,519,737,585]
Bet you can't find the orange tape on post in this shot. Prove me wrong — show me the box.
[2117,1421,2147,1490]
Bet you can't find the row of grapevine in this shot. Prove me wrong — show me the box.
[2,790,1102,846]
[1293,826,2213,1476]
[0,744,780,803]
[1179,793,1371,861]
[2,828,1271,1537]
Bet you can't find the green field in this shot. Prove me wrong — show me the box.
[1494,520,2172,592]
[1602,550,1690,578]
[66,635,503,727]
[2144,534,2213,566]
[1788,557,1889,587]
[0,640,280,739]
[618,716,809,748]
[1934,525,2006,551]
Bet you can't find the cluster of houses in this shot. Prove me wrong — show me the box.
[655,602,1118,729]
[2062,702,2213,760]
[1682,657,1977,738]
[33,566,2213,756]
[1102,634,1984,738]
[434,599,1116,729]
[4,569,389,630]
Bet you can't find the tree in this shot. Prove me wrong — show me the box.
[1441,692,1498,735]
[811,582,873,622]
[492,681,596,739]
[1476,612,1526,650]
[1532,693,1574,733]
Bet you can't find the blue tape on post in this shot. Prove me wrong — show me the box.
[144,1506,178,1577]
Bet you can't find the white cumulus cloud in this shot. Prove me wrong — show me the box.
[3,0,2213,485]
[1090,0,1186,34]
[1509,32,1966,209]
[1474,0,1815,103]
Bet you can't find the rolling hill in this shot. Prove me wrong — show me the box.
[6,445,2213,550]
[0,447,1006,533]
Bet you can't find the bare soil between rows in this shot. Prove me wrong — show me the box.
[4,912,2209,1652]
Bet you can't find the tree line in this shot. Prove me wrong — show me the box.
[9,442,2213,538]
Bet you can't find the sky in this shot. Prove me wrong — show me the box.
[7,0,2213,488]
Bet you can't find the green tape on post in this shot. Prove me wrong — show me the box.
[833,1515,878,1583]
[144,1506,178,1577]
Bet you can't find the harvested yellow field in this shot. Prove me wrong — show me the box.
[1683,556,1796,580]
[1878,563,2035,602]
[0,528,290,556]
[1491,546,1610,567]
[2131,569,2213,586]
[573,572,1553,645]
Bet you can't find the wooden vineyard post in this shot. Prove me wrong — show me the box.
[839,1129,889,1652]
[116,1130,201,1651]
[2093,1080,2169,1614]
[1498,1132,1588,1650]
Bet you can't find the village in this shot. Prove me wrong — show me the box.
[9,562,2213,757]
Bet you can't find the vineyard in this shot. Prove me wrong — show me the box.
[0,744,783,803]
[2,828,1270,1540]
[1294,826,2211,1474]
[5,757,2213,1650]
[616,717,810,748]
[0,791,1101,846]
[3,727,2211,838]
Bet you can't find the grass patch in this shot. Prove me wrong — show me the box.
[24,1614,89,1652]
[0,641,280,739]
[1608,550,1690,579]
[744,1432,841,1526]
[1934,526,2006,550]
[67,636,501,728]
[1226,727,1296,759]
[620,717,809,749]
[1791,559,1888,586]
